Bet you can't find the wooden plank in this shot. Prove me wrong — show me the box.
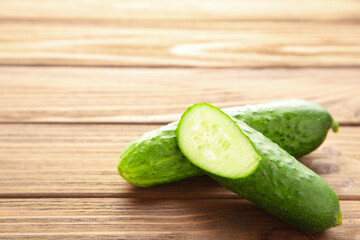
[0,123,359,199]
[0,0,359,20]
[0,198,358,239]
[0,19,359,67]
[1,67,359,124]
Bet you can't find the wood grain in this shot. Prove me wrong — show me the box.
[0,19,359,67]
[0,123,359,199]
[1,0,359,20]
[0,198,358,239]
[1,0,359,239]
[1,67,359,124]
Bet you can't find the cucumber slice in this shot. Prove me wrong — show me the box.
[177,103,260,178]
[176,103,342,231]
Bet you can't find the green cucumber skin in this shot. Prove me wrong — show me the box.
[118,99,336,187]
[214,119,341,231]
[223,99,337,158]
[118,121,202,187]
[176,104,341,232]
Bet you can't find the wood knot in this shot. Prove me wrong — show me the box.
[264,227,313,240]
[355,109,360,118]
[341,177,354,189]
[310,160,339,174]
[321,146,341,157]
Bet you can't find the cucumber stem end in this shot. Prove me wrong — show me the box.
[332,120,339,133]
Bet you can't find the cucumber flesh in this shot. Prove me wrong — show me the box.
[177,103,260,178]
[176,103,342,231]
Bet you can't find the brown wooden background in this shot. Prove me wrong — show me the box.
[0,0,360,239]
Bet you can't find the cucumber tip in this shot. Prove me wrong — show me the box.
[336,212,342,226]
[332,120,339,133]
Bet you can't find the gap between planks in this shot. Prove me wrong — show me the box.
[0,122,359,126]
[0,193,359,201]
[1,64,360,69]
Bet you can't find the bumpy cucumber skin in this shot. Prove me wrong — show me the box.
[223,99,335,158]
[118,99,336,187]
[176,104,341,232]
[118,122,202,187]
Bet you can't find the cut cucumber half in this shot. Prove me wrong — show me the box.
[176,103,341,231]
[176,103,260,178]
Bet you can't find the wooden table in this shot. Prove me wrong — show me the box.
[0,0,360,239]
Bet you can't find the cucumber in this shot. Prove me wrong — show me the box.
[176,103,341,231]
[118,99,337,187]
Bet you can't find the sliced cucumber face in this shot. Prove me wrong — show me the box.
[176,103,260,179]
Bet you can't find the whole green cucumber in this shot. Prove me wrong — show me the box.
[118,99,338,187]
[176,103,341,231]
